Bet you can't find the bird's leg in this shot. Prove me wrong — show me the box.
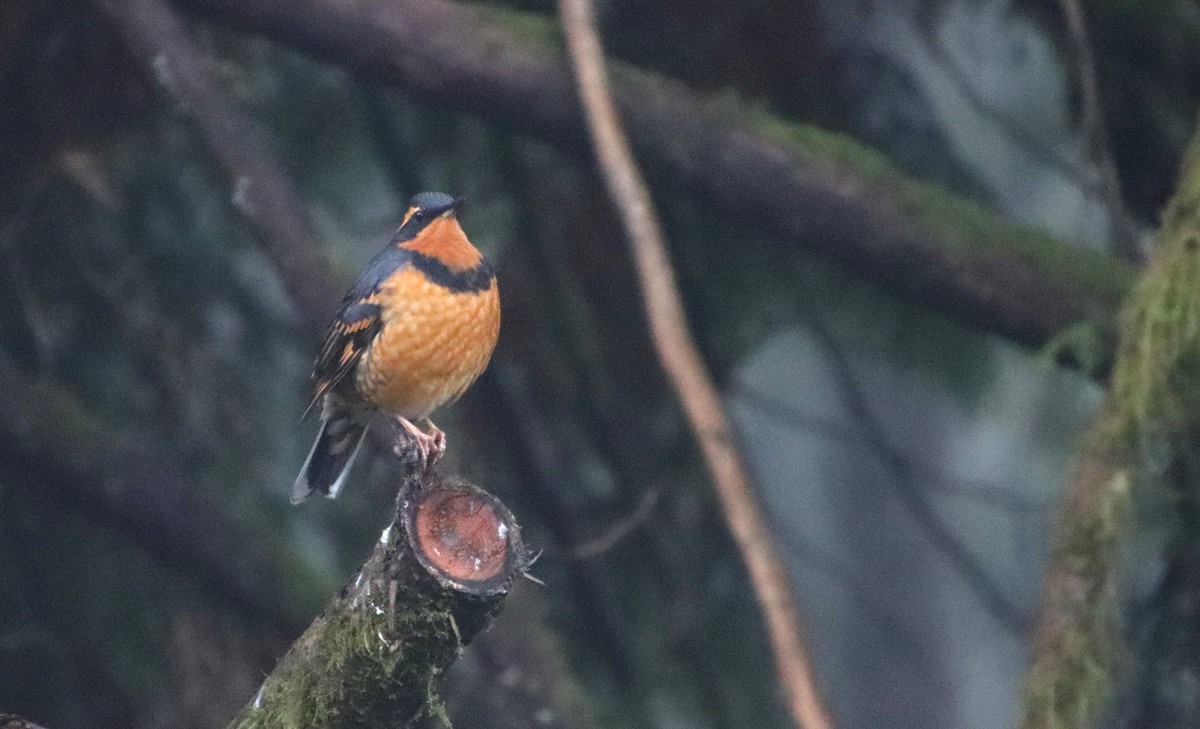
[423,418,447,465]
[395,416,445,471]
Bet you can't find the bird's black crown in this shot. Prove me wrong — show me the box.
[409,192,459,215]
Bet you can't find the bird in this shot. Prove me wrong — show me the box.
[291,192,500,504]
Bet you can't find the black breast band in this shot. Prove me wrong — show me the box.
[409,251,495,293]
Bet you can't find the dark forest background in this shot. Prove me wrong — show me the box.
[1,1,1199,728]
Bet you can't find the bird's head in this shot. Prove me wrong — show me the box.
[395,192,480,269]
[400,192,462,231]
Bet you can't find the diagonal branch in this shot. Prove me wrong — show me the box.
[801,317,1028,631]
[555,0,833,727]
[172,0,1135,377]
[99,0,338,335]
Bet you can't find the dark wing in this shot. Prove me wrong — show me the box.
[307,242,412,414]
[308,299,383,412]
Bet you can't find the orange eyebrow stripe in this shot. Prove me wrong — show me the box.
[399,206,418,228]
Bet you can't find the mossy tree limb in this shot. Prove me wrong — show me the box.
[173,0,1135,377]
[1021,438,1129,729]
[1109,128,1200,441]
[1022,118,1200,728]
[229,472,528,729]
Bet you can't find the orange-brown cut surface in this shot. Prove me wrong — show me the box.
[356,266,500,419]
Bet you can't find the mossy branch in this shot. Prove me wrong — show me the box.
[1021,437,1130,729]
[1022,118,1200,728]
[1109,130,1200,443]
[229,470,528,729]
[174,0,1134,377]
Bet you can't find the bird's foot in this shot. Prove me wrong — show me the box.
[395,416,446,472]
[424,419,447,464]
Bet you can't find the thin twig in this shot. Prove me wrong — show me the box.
[571,487,662,559]
[555,1,834,727]
[925,3,1138,261]
[766,513,929,665]
[732,382,1049,514]
[0,165,55,371]
[1056,0,1141,262]
[801,317,1028,631]
[925,35,1090,191]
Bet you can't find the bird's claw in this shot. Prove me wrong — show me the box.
[428,423,446,463]
[394,417,447,473]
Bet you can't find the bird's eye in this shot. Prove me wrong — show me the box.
[411,209,426,223]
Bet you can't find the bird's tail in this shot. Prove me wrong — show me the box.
[291,406,369,504]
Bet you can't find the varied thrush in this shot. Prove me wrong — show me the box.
[291,192,500,503]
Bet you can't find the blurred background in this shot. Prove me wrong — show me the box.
[0,0,1197,728]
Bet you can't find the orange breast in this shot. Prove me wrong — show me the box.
[356,266,500,419]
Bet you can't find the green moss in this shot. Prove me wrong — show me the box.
[230,542,501,729]
[1110,132,1200,443]
[460,4,1136,334]
[729,98,1138,305]
[1022,125,1200,729]
[1039,322,1112,379]
[424,682,452,729]
[899,182,1135,301]
[1021,455,1131,729]
[733,100,902,183]
[469,4,563,50]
